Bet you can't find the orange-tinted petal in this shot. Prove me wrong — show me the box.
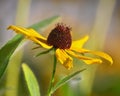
[66,50,102,64]
[70,35,89,50]
[56,49,73,70]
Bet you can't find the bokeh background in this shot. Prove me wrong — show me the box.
[0,0,120,96]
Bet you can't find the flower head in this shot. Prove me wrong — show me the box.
[7,23,113,70]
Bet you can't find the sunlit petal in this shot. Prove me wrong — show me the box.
[56,49,73,69]
[66,50,102,64]
[70,35,89,50]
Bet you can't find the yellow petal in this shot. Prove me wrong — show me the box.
[56,49,73,70]
[31,38,52,49]
[8,25,29,36]
[8,25,52,49]
[28,29,46,40]
[70,35,89,50]
[66,50,102,64]
[83,59,102,64]
[70,47,113,65]
[8,25,46,40]
[85,50,113,64]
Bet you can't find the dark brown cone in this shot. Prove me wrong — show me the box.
[47,23,72,49]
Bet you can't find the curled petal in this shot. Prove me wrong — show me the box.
[70,35,89,50]
[8,25,52,49]
[66,50,102,64]
[56,49,73,70]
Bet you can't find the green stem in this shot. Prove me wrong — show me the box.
[47,48,57,96]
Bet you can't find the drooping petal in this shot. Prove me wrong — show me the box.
[66,50,102,64]
[84,50,113,64]
[56,49,73,70]
[70,48,113,65]
[8,25,52,49]
[70,35,89,50]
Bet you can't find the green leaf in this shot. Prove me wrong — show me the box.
[22,63,40,96]
[0,34,23,79]
[0,15,60,79]
[29,15,60,31]
[51,68,86,94]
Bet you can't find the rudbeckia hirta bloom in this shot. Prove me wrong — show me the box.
[8,23,113,70]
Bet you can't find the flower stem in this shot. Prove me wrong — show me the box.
[47,48,57,96]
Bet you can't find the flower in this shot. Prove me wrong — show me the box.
[7,23,113,70]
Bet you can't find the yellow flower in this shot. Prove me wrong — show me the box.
[7,23,113,70]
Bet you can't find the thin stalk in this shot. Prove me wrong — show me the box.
[47,48,57,96]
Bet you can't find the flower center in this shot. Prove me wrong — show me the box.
[47,23,72,49]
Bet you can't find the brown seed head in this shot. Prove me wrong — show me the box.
[47,23,72,49]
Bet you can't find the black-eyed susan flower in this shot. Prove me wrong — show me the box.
[7,23,113,70]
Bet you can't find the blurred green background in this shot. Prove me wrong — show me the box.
[0,0,120,96]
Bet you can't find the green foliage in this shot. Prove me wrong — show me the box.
[0,16,87,96]
[51,68,86,94]
[22,63,40,96]
[0,15,60,80]
[0,34,23,79]
[29,15,60,31]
